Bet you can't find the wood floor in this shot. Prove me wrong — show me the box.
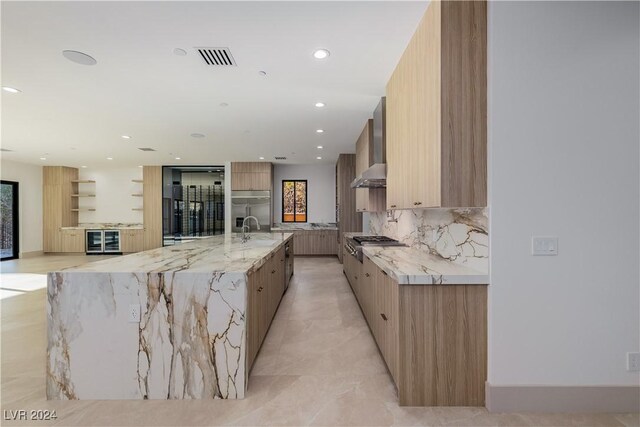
[0,255,638,426]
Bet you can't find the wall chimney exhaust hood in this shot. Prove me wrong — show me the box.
[351,97,386,189]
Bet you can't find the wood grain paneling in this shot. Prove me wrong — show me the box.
[292,230,337,255]
[398,284,487,406]
[231,162,272,191]
[385,0,486,209]
[336,154,362,263]
[440,0,487,207]
[43,166,79,252]
[121,229,144,253]
[60,229,84,253]
[143,166,163,250]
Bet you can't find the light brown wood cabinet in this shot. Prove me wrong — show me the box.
[121,229,144,253]
[343,236,487,407]
[336,154,362,263]
[246,243,290,371]
[43,166,79,252]
[355,120,386,213]
[292,230,337,255]
[386,0,487,209]
[60,229,85,253]
[231,162,272,191]
[143,166,163,251]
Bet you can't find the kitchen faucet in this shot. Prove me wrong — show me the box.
[241,216,261,242]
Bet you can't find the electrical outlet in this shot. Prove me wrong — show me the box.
[128,304,141,323]
[627,352,640,372]
[531,236,558,256]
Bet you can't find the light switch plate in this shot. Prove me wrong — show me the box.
[531,236,558,256]
[627,352,640,372]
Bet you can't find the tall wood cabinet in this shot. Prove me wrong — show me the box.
[386,0,487,209]
[231,162,272,191]
[43,166,81,252]
[143,166,163,250]
[355,120,386,213]
[336,154,362,263]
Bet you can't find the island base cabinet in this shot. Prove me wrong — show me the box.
[293,230,338,255]
[247,245,288,372]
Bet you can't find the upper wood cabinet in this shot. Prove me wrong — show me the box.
[355,120,386,212]
[386,0,487,209]
[231,162,272,191]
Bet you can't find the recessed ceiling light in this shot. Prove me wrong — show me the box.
[173,48,187,56]
[62,50,97,66]
[121,135,131,139]
[220,102,229,107]
[313,49,330,60]
[40,157,47,160]
[315,102,325,108]
[316,129,324,133]
[138,165,143,168]
[317,145,323,149]
[175,157,181,160]
[316,156,322,160]
[107,157,113,160]
[81,165,87,168]
[191,133,205,138]
[258,71,267,76]
[2,87,21,94]
[259,157,265,160]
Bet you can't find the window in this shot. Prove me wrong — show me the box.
[282,180,307,222]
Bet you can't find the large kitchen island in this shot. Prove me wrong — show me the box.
[47,232,294,400]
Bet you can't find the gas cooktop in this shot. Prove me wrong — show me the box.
[352,235,404,246]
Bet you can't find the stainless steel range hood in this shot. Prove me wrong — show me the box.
[351,97,386,189]
[350,163,386,188]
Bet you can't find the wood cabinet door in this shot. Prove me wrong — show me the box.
[383,273,399,384]
[121,229,143,253]
[61,229,85,252]
[362,256,376,330]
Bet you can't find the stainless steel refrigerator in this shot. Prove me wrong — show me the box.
[231,191,271,233]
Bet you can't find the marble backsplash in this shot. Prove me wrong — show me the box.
[369,208,488,272]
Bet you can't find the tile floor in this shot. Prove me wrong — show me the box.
[0,255,638,426]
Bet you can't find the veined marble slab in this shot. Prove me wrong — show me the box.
[61,222,144,230]
[47,232,292,400]
[362,246,488,285]
[271,222,337,231]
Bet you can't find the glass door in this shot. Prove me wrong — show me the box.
[86,230,104,253]
[103,230,121,253]
[1,181,19,260]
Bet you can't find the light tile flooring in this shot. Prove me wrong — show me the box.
[1,255,638,427]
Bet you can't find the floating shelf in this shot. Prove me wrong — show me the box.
[132,179,144,183]
[71,180,96,183]
[71,194,96,197]
[131,193,143,197]
[71,208,96,212]
[132,208,143,211]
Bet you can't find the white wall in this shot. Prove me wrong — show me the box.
[488,1,639,386]
[0,159,43,254]
[273,164,336,224]
[78,167,143,224]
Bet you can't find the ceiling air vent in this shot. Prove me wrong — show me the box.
[274,156,287,160]
[0,148,13,152]
[138,148,156,152]
[196,47,236,66]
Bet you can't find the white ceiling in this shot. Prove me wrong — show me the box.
[1,1,427,167]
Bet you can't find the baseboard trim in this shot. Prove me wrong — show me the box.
[486,382,640,413]
[20,250,44,258]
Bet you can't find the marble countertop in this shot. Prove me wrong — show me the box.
[61,223,144,230]
[362,246,489,285]
[271,223,338,231]
[60,232,293,274]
